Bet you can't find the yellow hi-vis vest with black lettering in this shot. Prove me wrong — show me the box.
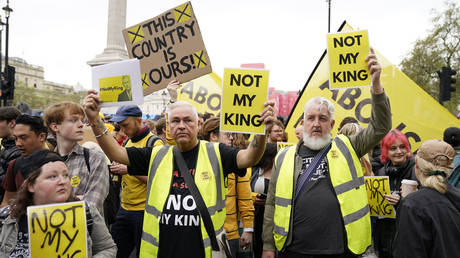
[273,134,371,254]
[140,141,227,258]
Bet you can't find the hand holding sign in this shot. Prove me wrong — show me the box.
[84,90,102,123]
[365,48,383,94]
[384,193,400,205]
[259,100,276,125]
[167,79,181,102]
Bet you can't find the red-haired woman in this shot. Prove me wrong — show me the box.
[374,129,417,258]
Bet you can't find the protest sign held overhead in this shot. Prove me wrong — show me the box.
[327,30,371,89]
[123,2,212,96]
[178,72,222,115]
[285,22,460,152]
[92,59,143,107]
[364,176,395,218]
[221,68,269,134]
[28,201,87,258]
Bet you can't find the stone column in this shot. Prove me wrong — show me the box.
[87,0,129,66]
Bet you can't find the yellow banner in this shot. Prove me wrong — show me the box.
[364,176,395,218]
[221,68,269,134]
[327,30,371,89]
[286,22,460,152]
[99,75,132,103]
[28,201,87,257]
[178,72,222,115]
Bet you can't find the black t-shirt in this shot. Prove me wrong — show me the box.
[9,215,29,258]
[127,142,245,258]
[286,144,345,255]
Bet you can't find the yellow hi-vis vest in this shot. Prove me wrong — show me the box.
[273,134,371,254]
[140,141,227,258]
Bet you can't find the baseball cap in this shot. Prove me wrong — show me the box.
[417,139,455,169]
[109,105,142,123]
[20,150,64,179]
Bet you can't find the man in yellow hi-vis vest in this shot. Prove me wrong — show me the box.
[83,85,277,258]
[262,49,392,258]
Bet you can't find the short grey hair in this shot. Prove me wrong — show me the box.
[304,97,335,120]
[167,101,199,121]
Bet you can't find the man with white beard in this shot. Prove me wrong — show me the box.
[262,48,391,258]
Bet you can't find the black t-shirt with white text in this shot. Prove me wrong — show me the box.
[9,215,29,258]
[286,144,345,255]
[127,142,245,258]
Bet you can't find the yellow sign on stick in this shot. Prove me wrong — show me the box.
[327,30,371,89]
[178,72,222,115]
[285,22,460,152]
[364,176,395,218]
[277,142,295,151]
[28,201,87,258]
[221,68,269,134]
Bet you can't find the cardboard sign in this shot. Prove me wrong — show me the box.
[28,201,87,257]
[364,176,395,218]
[285,22,460,152]
[123,2,212,96]
[221,68,269,134]
[327,30,371,89]
[92,59,143,107]
[178,72,222,115]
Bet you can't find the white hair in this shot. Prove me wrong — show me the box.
[303,131,332,150]
[304,97,335,120]
[167,101,199,121]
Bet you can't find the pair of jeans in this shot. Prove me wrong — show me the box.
[110,207,144,258]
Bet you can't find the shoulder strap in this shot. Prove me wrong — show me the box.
[122,137,130,147]
[294,142,332,203]
[172,146,220,251]
[83,147,91,174]
[146,135,160,147]
[85,201,93,236]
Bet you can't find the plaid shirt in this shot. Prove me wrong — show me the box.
[57,143,109,215]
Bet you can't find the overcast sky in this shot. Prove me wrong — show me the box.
[7,0,449,93]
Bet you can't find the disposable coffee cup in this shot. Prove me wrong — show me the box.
[401,179,418,198]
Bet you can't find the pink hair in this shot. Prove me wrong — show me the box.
[380,129,412,163]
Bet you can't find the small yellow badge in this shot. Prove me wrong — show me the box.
[331,150,339,158]
[201,171,210,180]
[71,176,80,187]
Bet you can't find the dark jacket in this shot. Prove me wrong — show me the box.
[376,159,417,193]
[0,138,20,182]
[393,184,460,258]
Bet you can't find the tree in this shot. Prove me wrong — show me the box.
[400,1,460,114]
[12,81,87,111]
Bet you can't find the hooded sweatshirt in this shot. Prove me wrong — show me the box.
[393,183,460,258]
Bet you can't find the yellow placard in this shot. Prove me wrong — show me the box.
[28,201,87,257]
[364,176,395,218]
[99,75,132,103]
[221,68,269,134]
[178,72,222,115]
[277,142,295,151]
[327,30,371,89]
[285,22,460,152]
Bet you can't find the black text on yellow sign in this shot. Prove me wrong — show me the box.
[364,176,395,218]
[28,201,87,257]
[221,69,269,135]
[327,30,371,89]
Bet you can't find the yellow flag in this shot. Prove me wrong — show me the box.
[178,72,222,115]
[286,22,460,151]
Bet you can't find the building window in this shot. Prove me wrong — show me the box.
[34,83,37,88]
[25,77,28,86]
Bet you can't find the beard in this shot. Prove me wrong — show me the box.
[303,132,332,150]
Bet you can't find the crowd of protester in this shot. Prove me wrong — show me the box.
[0,51,459,258]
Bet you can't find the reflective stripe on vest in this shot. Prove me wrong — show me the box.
[273,135,371,254]
[273,146,295,251]
[140,141,227,258]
